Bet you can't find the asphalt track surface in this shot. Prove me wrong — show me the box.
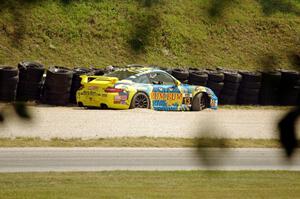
[0,148,300,172]
[1,106,298,139]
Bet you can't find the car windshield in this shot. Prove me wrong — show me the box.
[104,70,138,80]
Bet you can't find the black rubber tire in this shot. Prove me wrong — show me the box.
[0,90,16,102]
[219,94,237,105]
[207,71,224,82]
[172,69,189,80]
[191,93,208,111]
[223,82,240,90]
[16,81,43,101]
[239,71,262,82]
[42,91,70,106]
[240,81,262,89]
[207,81,224,91]
[238,98,259,105]
[223,71,242,83]
[45,66,73,83]
[70,67,93,103]
[130,92,150,109]
[188,67,200,72]
[0,67,18,102]
[18,62,45,82]
[0,66,18,80]
[239,88,260,96]
[90,68,105,76]
[188,80,207,86]
[189,71,208,82]
[221,88,239,96]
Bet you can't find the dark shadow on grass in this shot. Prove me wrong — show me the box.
[128,0,162,54]
[136,0,161,8]
[257,0,300,16]
[128,13,161,53]
[207,0,234,18]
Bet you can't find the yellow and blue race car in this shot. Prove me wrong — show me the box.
[76,67,218,111]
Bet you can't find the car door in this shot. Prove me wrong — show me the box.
[148,72,184,111]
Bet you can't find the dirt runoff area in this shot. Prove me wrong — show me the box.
[0,106,298,140]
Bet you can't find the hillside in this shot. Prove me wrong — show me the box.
[0,0,299,70]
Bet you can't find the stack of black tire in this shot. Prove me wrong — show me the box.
[171,69,189,83]
[188,69,208,86]
[219,71,242,105]
[70,67,93,104]
[238,71,262,105]
[42,66,73,106]
[206,71,224,97]
[279,70,300,106]
[259,71,281,105]
[0,66,19,102]
[17,62,45,101]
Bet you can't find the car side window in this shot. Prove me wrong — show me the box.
[129,74,150,84]
[136,74,151,84]
[148,72,175,85]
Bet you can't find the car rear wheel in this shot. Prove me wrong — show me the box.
[192,93,208,111]
[130,92,150,109]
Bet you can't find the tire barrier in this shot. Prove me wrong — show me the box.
[238,71,262,105]
[42,66,73,106]
[279,70,300,106]
[0,66,19,102]
[16,62,45,101]
[0,63,300,107]
[188,70,208,86]
[207,70,224,97]
[219,71,242,105]
[91,67,106,76]
[259,71,281,105]
[70,67,94,104]
[171,68,189,83]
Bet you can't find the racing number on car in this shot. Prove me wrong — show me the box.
[183,97,191,105]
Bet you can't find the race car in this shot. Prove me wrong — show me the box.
[76,67,218,111]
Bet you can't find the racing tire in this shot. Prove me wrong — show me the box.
[130,92,150,109]
[191,93,208,111]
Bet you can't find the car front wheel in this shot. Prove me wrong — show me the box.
[192,93,208,111]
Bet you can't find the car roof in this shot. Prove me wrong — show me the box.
[114,67,165,75]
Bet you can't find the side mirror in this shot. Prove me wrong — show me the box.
[175,80,181,86]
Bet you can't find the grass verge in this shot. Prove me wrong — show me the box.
[0,137,284,148]
[0,1,300,69]
[0,171,300,199]
[218,105,294,110]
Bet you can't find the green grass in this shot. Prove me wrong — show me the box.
[0,0,299,70]
[218,105,294,110]
[0,137,284,148]
[0,171,300,198]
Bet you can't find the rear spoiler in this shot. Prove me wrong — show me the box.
[80,75,119,84]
